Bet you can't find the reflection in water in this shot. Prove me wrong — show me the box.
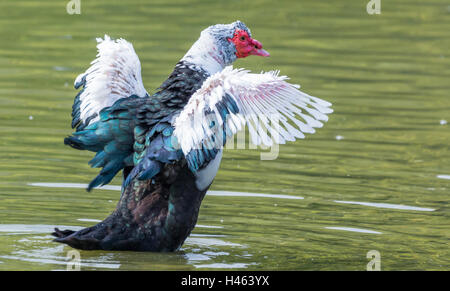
[185,237,243,248]
[0,224,248,270]
[23,177,443,270]
[0,231,121,270]
[28,182,304,200]
[77,219,102,223]
[28,183,121,191]
[325,227,382,234]
[196,225,224,229]
[194,263,256,269]
[184,253,211,261]
[1,0,449,271]
[0,224,83,234]
[190,234,227,237]
[207,191,303,200]
[334,200,435,212]
[3,183,263,270]
[52,66,71,71]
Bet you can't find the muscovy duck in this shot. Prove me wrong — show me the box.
[52,21,333,251]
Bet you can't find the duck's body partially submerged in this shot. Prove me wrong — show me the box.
[53,21,333,251]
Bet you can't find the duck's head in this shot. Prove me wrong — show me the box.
[206,21,270,60]
[182,21,270,74]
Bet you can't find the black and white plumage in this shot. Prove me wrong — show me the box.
[173,66,333,172]
[53,21,333,252]
[71,35,148,131]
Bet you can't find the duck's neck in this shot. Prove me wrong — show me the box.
[181,32,236,75]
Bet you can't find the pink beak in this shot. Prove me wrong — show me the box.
[249,38,270,57]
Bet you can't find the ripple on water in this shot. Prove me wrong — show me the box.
[184,247,254,269]
[0,223,249,270]
[28,182,121,191]
[184,253,211,261]
[28,183,304,200]
[0,229,121,270]
[190,234,227,238]
[325,227,382,234]
[52,66,71,71]
[77,219,102,223]
[196,224,224,229]
[207,190,303,200]
[334,200,435,212]
[194,263,255,269]
[185,237,243,248]
[0,224,83,235]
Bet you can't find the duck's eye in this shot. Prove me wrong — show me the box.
[240,36,246,41]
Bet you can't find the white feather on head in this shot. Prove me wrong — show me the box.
[181,21,251,75]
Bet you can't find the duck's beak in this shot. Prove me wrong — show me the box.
[249,38,270,57]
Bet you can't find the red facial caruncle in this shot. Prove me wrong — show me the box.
[228,29,270,58]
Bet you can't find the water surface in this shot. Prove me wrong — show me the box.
[0,0,449,270]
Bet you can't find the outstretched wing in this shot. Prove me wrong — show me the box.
[65,35,149,190]
[71,35,148,131]
[173,66,333,171]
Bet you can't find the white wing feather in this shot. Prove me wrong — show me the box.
[173,66,333,155]
[73,35,148,127]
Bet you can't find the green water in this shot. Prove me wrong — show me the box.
[0,0,449,270]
